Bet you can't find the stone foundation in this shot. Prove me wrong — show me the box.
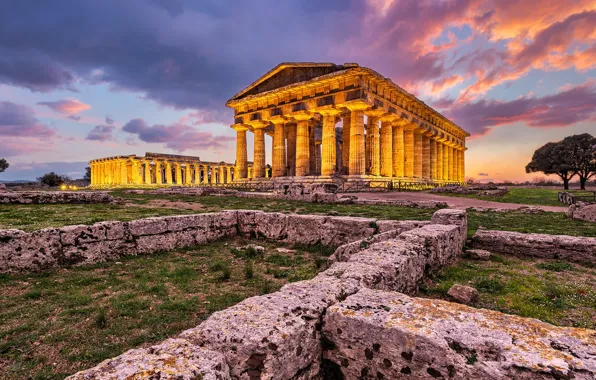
[66,208,596,379]
[471,229,596,265]
[323,289,596,379]
[431,184,508,197]
[0,191,114,204]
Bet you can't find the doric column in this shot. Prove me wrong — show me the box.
[414,129,423,178]
[211,166,217,184]
[164,162,172,184]
[192,165,199,184]
[345,101,368,176]
[250,121,267,178]
[379,115,393,177]
[436,142,444,181]
[317,106,340,176]
[422,133,431,179]
[365,113,381,176]
[341,112,351,174]
[144,160,151,184]
[270,117,287,177]
[232,124,249,179]
[173,163,181,185]
[403,124,416,178]
[461,148,466,182]
[309,121,317,174]
[285,122,297,177]
[294,111,311,176]
[335,125,343,173]
[430,139,437,180]
[154,161,162,184]
[203,166,209,184]
[184,164,191,185]
[442,143,449,181]
[227,167,232,183]
[218,166,224,184]
[446,145,453,181]
[247,166,253,179]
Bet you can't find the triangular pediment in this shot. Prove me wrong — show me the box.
[228,62,351,103]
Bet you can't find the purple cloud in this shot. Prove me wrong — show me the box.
[0,101,55,137]
[122,118,234,152]
[105,115,114,125]
[67,115,81,121]
[86,125,115,142]
[37,99,91,114]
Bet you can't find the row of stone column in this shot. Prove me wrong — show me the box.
[90,160,235,186]
[233,106,465,182]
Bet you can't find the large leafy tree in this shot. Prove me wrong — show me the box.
[0,158,8,173]
[83,166,91,181]
[525,142,576,190]
[563,133,596,190]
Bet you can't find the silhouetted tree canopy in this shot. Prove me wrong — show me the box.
[84,166,91,181]
[37,172,69,187]
[526,134,596,190]
[0,158,8,173]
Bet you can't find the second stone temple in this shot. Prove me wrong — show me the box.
[227,62,469,184]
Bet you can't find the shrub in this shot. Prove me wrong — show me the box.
[220,265,231,281]
[244,261,254,279]
[94,308,108,329]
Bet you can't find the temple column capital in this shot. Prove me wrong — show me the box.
[291,110,312,121]
[313,105,341,116]
[267,115,287,125]
[341,99,370,112]
[231,123,249,132]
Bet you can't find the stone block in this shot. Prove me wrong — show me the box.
[431,208,468,249]
[62,239,137,266]
[164,214,214,232]
[447,284,479,304]
[181,277,353,380]
[254,212,289,240]
[59,224,108,246]
[323,289,596,379]
[127,217,169,237]
[466,249,491,260]
[0,228,62,272]
[399,224,461,271]
[65,338,230,380]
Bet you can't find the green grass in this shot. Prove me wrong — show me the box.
[420,254,596,329]
[0,237,326,379]
[434,187,594,207]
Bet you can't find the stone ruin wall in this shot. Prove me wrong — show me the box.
[568,202,596,223]
[0,190,114,204]
[0,210,433,274]
[49,209,595,379]
[471,229,596,265]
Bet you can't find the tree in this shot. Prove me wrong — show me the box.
[37,172,68,187]
[0,158,8,173]
[83,166,91,181]
[525,142,576,190]
[563,134,596,190]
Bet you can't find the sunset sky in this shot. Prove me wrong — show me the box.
[1,0,595,181]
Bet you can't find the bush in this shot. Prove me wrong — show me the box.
[244,261,254,279]
[220,265,231,281]
[37,172,70,187]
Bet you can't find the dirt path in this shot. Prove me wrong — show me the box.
[352,192,569,212]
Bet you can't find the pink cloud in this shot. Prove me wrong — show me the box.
[37,98,92,114]
[122,118,235,152]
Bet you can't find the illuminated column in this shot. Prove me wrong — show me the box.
[309,121,317,174]
[442,143,449,180]
[202,166,209,184]
[120,160,128,184]
[422,133,431,179]
[233,124,249,179]
[461,148,466,182]
[154,161,162,185]
[220,166,225,184]
[184,164,191,185]
[447,145,453,181]
[144,160,151,184]
[294,111,311,177]
[99,162,105,185]
[341,112,351,174]
[164,162,172,184]
[285,122,297,177]
[131,160,139,184]
[172,163,180,185]
[366,114,381,176]
[430,138,437,180]
[317,107,340,176]
[211,166,217,184]
[379,115,393,177]
[403,125,415,178]
[247,166,253,179]
[346,102,368,176]
[250,121,267,178]
[113,161,120,184]
[227,167,232,183]
[271,117,287,177]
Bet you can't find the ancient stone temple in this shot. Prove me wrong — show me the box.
[89,152,238,187]
[227,62,469,184]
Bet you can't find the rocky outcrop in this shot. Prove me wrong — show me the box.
[0,191,114,204]
[322,289,596,379]
[471,229,596,265]
[568,202,596,223]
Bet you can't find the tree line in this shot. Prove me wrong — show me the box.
[526,133,596,190]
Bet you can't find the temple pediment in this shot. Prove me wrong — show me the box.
[228,62,352,102]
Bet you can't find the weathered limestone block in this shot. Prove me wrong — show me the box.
[376,219,431,234]
[0,191,114,204]
[59,221,128,246]
[568,203,596,222]
[136,230,197,254]
[66,338,230,380]
[126,217,169,237]
[0,228,62,272]
[471,230,596,264]
[181,276,359,380]
[431,208,468,250]
[62,240,138,265]
[254,212,289,240]
[399,224,461,271]
[323,289,596,380]
[466,248,491,260]
[317,216,377,247]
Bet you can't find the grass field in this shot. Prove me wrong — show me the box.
[1,193,595,238]
[0,237,330,379]
[421,253,596,329]
[434,187,595,207]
